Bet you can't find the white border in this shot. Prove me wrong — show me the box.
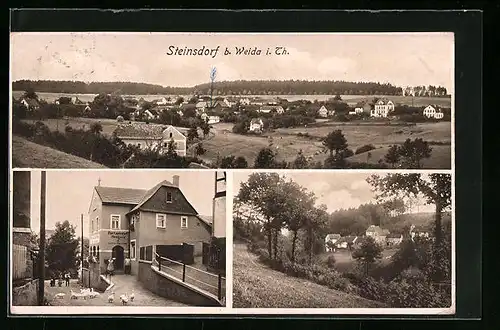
[9,31,456,315]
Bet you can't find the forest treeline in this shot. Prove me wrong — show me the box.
[12,79,449,97]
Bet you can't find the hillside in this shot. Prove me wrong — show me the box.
[382,212,452,234]
[233,243,386,308]
[12,135,108,169]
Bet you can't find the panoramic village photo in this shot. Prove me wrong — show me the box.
[232,171,453,310]
[10,170,227,310]
[11,32,453,170]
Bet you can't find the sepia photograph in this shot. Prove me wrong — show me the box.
[10,32,453,170]
[232,171,453,312]
[10,170,227,313]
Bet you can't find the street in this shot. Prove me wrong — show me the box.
[44,275,190,306]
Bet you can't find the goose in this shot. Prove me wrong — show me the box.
[54,293,65,299]
[108,292,115,303]
[70,290,79,299]
[119,293,129,305]
[129,290,135,302]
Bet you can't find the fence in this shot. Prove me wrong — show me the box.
[153,252,225,301]
[13,244,32,282]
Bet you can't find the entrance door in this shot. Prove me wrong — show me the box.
[111,245,125,270]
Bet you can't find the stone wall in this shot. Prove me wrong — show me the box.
[12,279,38,306]
[81,263,107,292]
[137,261,221,306]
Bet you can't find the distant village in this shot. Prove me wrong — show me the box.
[324,224,430,253]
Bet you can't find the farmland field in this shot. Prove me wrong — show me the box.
[316,249,398,273]
[18,117,451,169]
[12,91,452,108]
[232,243,386,308]
[203,121,451,168]
[12,135,107,168]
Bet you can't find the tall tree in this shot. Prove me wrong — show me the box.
[398,138,432,169]
[322,129,348,160]
[384,145,401,168]
[352,236,383,275]
[46,221,79,273]
[367,173,452,281]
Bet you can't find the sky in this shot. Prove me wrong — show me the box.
[27,170,216,237]
[232,171,434,215]
[10,32,454,90]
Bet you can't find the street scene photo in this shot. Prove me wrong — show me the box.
[232,171,452,309]
[11,32,452,169]
[10,170,226,310]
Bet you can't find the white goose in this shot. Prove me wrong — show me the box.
[107,292,115,303]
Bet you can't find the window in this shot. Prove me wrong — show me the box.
[156,214,166,228]
[181,216,188,229]
[166,192,172,203]
[110,215,121,230]
[96,217,99,231]
[97,246,99,259]
[164,142,168,147]
[145,246,153,261]
[91,219,94,233]
[169,132,173,138]
[130,240,136,260]
[138,143,142,148]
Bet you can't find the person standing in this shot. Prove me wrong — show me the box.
[107,258,115,279]
[65,272,70,286]
[124,257,131,275]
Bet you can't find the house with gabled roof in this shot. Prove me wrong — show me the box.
[335,236,358,250]
[20,98,40,111]
[423,104,444,119]
[88,175,212,276]
[114,124,187,156]
[366,225,391,245]
[325,233,341,252]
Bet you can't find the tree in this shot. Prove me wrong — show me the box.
[195,143,206,156]
[367,173,452,281]
[384,145,401,168]
[322,130,348,159]
[187,126,199,142]
[89,122,103,135]
[352,236,383,275]
[254,148,278,168]
[201,121,211,138]
[46,221,79,273]
[292,149,308,169]
[398,138,432,169]
[334,94,342,101]
[233,156,248,168]
[23,88,38,100]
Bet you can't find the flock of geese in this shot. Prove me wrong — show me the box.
[53,288,135,305]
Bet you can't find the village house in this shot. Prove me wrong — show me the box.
[196,101,208,113]
[144,109,161,121]
[239,98,251,106]
[365,225,390,245]
[258,105,284,114]
[20,98,40,111]
[317,105,329,118]
[325,233,341,252]
[409,225,430,240]
[114,124,187,156]
[207,115,220,124]
[155,97,173,106]
[423,105,444,119]
[335,236,358,250]
[88,175,213,276]
[249,118,264,133]
[355,101,373,114]
[386,233,403,246]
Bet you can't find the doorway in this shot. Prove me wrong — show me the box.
[111,245,125,270]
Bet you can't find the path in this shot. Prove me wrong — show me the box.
[45,276,189,306]
[233,243,386,308]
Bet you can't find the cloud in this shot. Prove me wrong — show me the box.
[350,179,370,191]
[320,189,363,212]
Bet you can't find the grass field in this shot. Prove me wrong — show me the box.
[203,121,451,168]
[12,135,108,168]
[232,243,386,308]
[18,117,451,168]
[316,249,398,273]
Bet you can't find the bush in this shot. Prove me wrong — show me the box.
[326,255,336,268]
[355,144,376,154]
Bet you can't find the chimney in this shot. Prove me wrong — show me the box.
[172,175,179,187]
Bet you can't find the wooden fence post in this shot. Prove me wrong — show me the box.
[218,273,222,301]
[158,257,161,271]
[182,263,186,282]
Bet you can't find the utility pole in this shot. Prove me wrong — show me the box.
[81,214,84,277]
[38,171,46,306]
